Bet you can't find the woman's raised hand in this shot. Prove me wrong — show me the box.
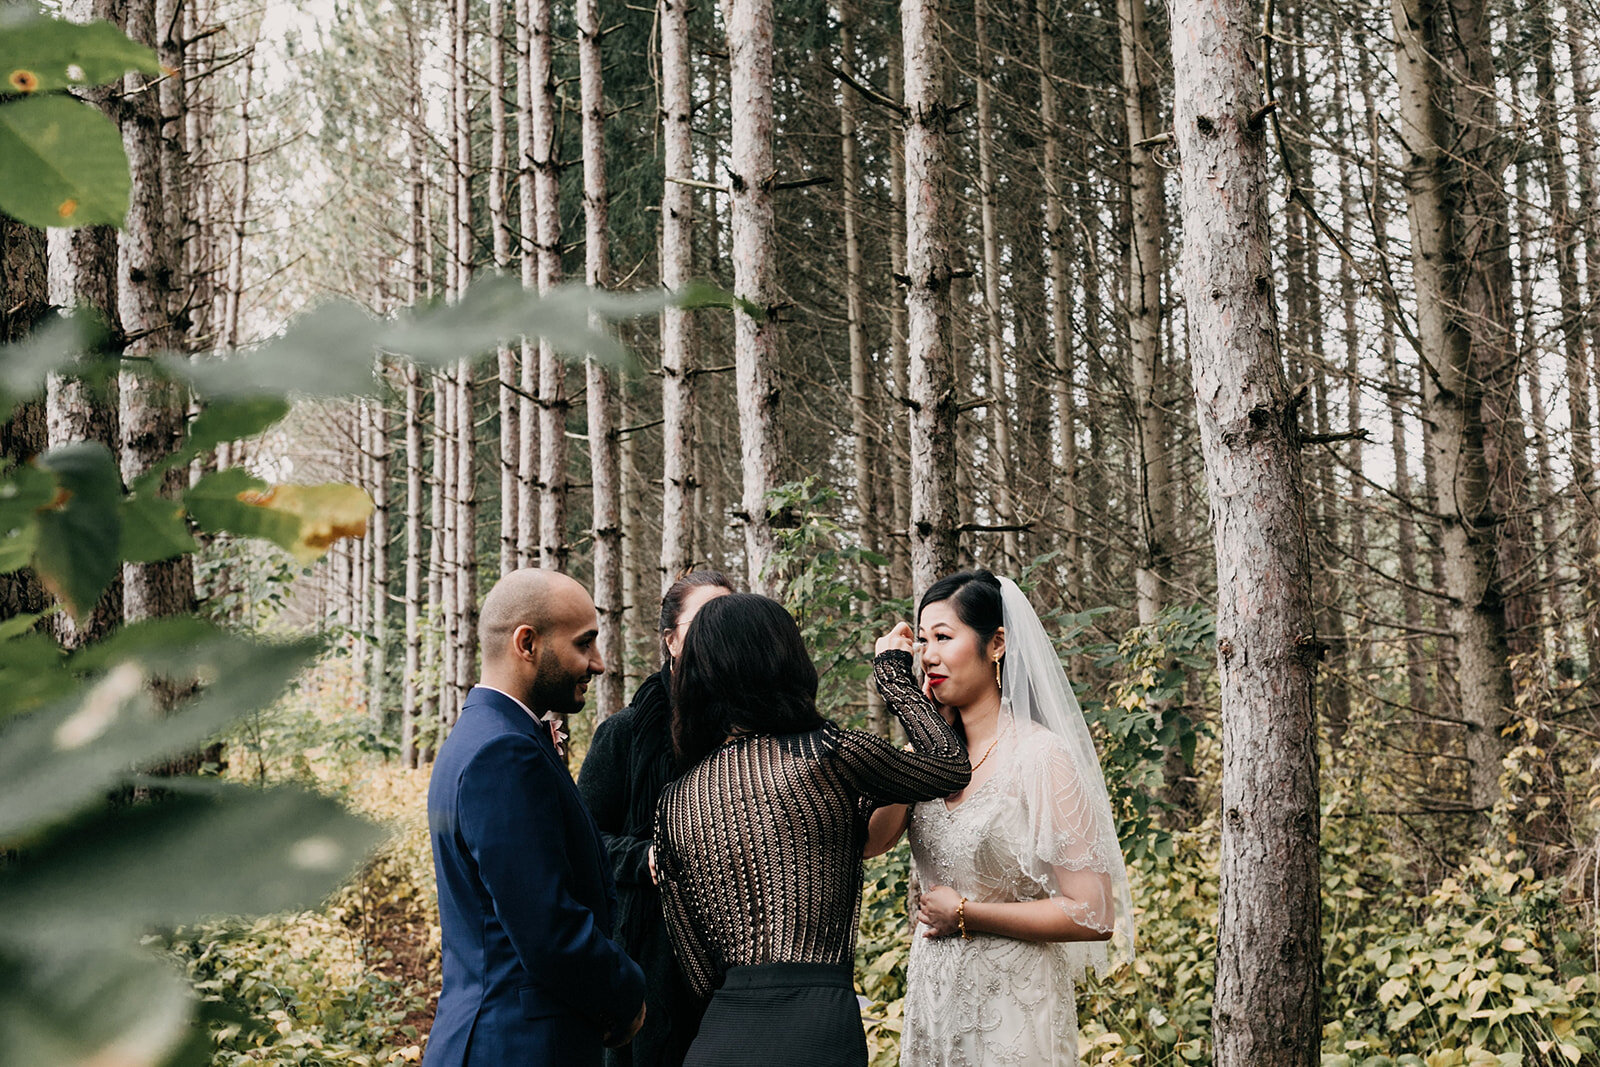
[875,620,915,657]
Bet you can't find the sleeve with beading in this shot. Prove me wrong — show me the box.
[832,650,970,805]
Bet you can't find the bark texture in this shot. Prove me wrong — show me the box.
[727,0,783,594]
[1169,0,1322,1060]
[658,0,697,586]
[902,0,960,602]
[580,0,624,717]
[1392,0,1514,812]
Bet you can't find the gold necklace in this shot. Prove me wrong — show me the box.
[968,717,1011,774]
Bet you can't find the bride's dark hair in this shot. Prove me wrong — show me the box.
[918,569,1004,653]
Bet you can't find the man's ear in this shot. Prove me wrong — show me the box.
[513,624,540,663]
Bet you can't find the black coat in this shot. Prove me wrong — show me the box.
[577,668,705,1067]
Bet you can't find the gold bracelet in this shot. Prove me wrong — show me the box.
[957,896,970,940]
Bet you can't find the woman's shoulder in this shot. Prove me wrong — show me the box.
[1009,715,1074,770]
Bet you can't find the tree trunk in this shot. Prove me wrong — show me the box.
[436,370,458,728]
[403,364,424,766]
[490,0,518,577]
[1036,0,1080,604]
[726,0,783,594]
[456,362,477,710]
[1393,0,1514,812]
[902,0,959,602]
[1169,0,1322,1059]
[516,0,540,567]
[839,0,886,738]
[887,50,913,599]
[46,0,124,646]
[352,403,371,691]
[1,220,50,622]
[580,0,624,718]
[119,0,193,626]
[1570,19,1600,388]
[369,387,391,730]
[974,0,1015,570]
[1531,0,1598,646]
[659,0,697,586]
[1119,0,1171,626]
[222,49,253,350]
[533,0,567,570]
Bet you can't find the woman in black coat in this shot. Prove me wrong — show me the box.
[577,570,734,1067]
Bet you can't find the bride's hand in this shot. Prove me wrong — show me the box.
[915,885,964,938]
[875,621,915,657]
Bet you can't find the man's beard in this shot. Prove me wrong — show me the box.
[531,648,589,717]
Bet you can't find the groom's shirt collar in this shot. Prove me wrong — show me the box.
[473,684,559,724]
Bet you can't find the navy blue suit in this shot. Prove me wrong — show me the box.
[425,687,646,1067]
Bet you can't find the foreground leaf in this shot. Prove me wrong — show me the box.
[0,16,161,95]
[0,313,106,422]
[0,942,194,1067]
[166,278,667,399]
[119,492,196,563]
[132,395,292,492]
[0,782,383,943]
[185,469,371,563]
[32,441,121,620]
[0,630,320,845]
[0,93,130,228]
[0,630,72,721]
[0,461,56,575]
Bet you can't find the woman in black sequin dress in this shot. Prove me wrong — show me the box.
[652,593,970,1067]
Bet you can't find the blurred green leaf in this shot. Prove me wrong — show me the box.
[0,313,109,421]
[0,942,195,1067]
[133,395,292,492]
[0,630,71,720]
[0,631,320,846]
[0,93,130,228]
[185,470,371,563]
[165,278,666,399]
[31,441,121,620]
[183,467,295,546]
[0,16,161,95]
[65,615,218,675]
[0,609,51,641]
[119,492,196,563]
[0,782,383,943]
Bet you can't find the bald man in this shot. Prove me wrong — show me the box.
[425,570,647,1067]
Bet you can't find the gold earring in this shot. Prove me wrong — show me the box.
[994,657,1002,690]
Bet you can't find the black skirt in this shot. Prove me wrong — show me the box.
[683,963,868,1067]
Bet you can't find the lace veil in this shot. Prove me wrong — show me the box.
[997,576,1136,976]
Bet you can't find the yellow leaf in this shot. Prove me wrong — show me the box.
[237,482,374,563]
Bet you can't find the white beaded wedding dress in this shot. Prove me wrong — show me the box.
[898,578,1135,1067]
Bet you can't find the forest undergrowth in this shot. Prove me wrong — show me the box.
[175,658,1600,1067]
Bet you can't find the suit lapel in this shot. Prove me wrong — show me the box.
[461,686,618,926]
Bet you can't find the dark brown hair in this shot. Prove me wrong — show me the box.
[918,569,1004,656]
[659,569,736,666]
[670,593,824,765]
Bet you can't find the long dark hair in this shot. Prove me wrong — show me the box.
[671,593,825,765]
[918,568,1004,655]
[659,569,736,667]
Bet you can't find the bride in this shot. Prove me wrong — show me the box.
[865,569,1135,1065]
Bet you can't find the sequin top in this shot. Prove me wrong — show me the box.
[653,650,970,998]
